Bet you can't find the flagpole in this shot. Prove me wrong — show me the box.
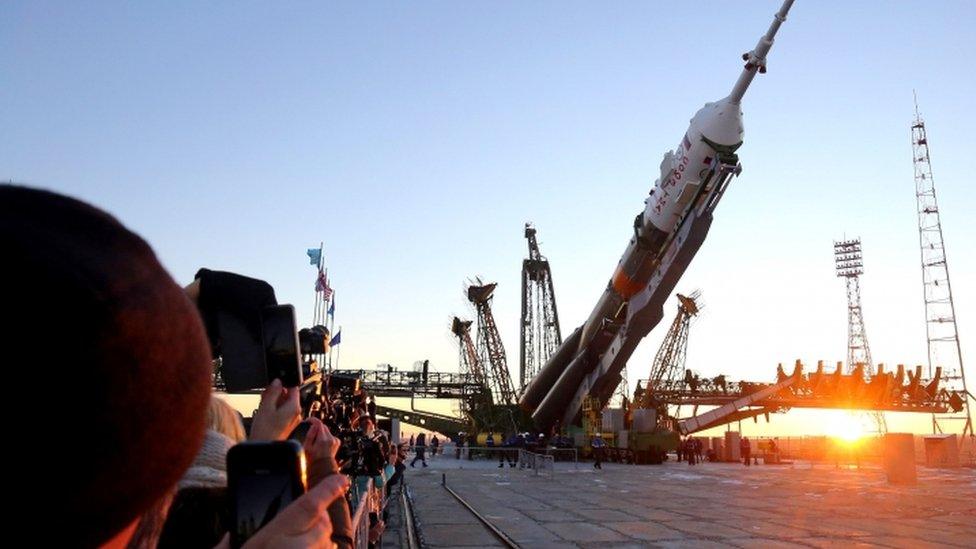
[314,243,324,329]
[322,292,332,372]
[310,243,324,373]
[327,292,335,373]
[328,321,336,373]
[312,291,318,326]
[318,285,324,371]
[329,294,336,373]
[335,325,342,370]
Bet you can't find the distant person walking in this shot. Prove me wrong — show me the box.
[486,431,497,464]
[767,437,779,464]
[431,435,440,457]
[500,433,524,468]
[457,432,471,460]
[591,433,607,469]
[409,434,415,452]
[740,437,751,466]
[411,432,428,467]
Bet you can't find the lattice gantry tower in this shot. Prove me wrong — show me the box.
[520,223,562,391]
[642,292,701,406]
[467,281,517,406]
[452,316,487,390]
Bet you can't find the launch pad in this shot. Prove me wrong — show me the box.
[404,457,976,548]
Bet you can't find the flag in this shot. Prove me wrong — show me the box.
[315,270,333,299]
[307,248,322,266]
[329,330,341,346]
[327,298,335,317]
[323,276,333,300]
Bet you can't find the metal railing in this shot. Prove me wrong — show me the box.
[543,447,579,467]
[440,445,577,467]
[518,449,554,476]
[349,478,372,549]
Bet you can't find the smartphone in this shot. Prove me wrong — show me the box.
[261,304,303,388]
[217,310,268,392]
[288,420,314,442]
[227,441,307,548]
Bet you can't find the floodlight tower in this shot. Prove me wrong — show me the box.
[834,239,886,432]
[911,99,973,440]
[834,239,873,374]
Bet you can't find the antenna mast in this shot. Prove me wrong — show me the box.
[911,98,973,442]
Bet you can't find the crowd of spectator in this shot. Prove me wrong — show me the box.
[4,185,402,548]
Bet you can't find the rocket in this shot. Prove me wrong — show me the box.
[520,0,796,430]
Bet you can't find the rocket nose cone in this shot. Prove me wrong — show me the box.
[692,99,744,148]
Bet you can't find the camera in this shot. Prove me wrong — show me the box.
[194,269,328,392]
[336,428,388,477]
[302,373,389,478]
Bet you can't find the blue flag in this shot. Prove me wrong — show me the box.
[329,330,341,347]
[327,298,335,317]
[307,248,322,266]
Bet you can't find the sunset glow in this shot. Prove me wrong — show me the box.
[826,412,868,444]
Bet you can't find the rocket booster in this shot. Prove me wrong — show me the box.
[520,0,796,429]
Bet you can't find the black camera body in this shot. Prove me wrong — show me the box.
[302,372,389,478]
[337,429,387,477]
[195,269,328,392]
[329,374,361,397]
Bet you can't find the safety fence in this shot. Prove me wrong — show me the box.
[351,477,382,549]
[431,445,578,468]
[518,449,554,477]
[349,477,382,549]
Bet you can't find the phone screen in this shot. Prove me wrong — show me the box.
[218,310,268,392]
[262,305,303,388]
[228,441,306,547]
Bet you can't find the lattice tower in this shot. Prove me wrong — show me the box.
[468,281,517,406]
[520,223,563,390]
[647,292,701,392]
[834,238,886,433]
[911,99,973,440]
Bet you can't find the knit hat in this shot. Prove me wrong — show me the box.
[1,185,213,547]
[179,430,236,489]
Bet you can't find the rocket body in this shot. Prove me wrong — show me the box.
[519,0,795,431]
[578,101,745,349]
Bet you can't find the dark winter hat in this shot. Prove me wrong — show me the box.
[0,185,212,547]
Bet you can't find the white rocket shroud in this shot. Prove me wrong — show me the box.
[520,0,796,430]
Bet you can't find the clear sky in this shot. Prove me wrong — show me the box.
[3,1,974,436]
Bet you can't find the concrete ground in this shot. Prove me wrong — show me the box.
[403,454,975,548]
